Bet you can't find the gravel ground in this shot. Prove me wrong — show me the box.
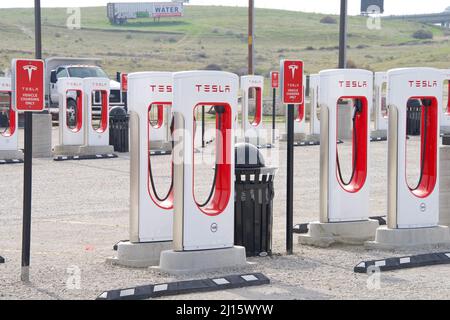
[1,125,450,300]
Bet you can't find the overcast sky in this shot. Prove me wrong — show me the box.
[0,0,448,15]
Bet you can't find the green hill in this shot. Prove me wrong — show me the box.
[0,5,448,83]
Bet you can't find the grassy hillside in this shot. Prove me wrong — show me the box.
[0,5,448,91]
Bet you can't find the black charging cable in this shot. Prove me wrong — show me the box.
[409,98,431,192]
[149,109,174,203]
[0,93,12,135]
[198,105,225,208]
[336,99,362,186]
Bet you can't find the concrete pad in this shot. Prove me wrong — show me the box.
[279,133,307,142]
[298,220,379,248]
[371,129,387,139]
[0,149,23,160]
[441,126,450,135]
[53,145,83,157]
[78,145,115,156]
[150,141,172,152]
[305,134,321,143]
[365,225,450,250]
[158,246,247,275]
[107,241,173,268]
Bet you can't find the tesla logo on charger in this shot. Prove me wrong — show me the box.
[195,84,231,93]
[338,80,368,88]
[408,80,438,88]
[150,85,172,93]
[23,65,38,82]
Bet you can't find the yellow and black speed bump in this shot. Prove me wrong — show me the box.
[292,139,343,147]
[370,136,387,142]
[149,150,172,156]
[0,159,24,165]
[97,273,270,300]
[355,252,450,273]
[54,154,118,161]
[257,144,274,149]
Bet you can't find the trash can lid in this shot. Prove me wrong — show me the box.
[109,106,127,117]
[235,143,265,168]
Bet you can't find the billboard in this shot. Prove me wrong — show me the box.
[361,0,384,14]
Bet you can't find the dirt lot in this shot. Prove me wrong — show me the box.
[1,125,450,300]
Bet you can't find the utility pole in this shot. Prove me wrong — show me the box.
[248,0,254,75]
[339,0,348,68]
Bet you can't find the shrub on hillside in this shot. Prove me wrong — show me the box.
[320,16,337,24]
[205,64,222,71]
[346,60,358,69]
[412,29,433,40]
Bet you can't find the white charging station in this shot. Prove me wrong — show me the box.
[159,71,246,274]
[241,75,270,147]
[306,74,320,143]
[111,72,173,267]
[84,78,110,147]
[0,77,23,162]
[372,71,388,140]
[53,77,115,160]
[441,69,450,133]
[53,78,85,155]
[367,67,450,249]
[298,69,378,247]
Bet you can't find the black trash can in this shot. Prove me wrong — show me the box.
[109,107,129,153]
[407,99,421,136]
[234,143,277,257]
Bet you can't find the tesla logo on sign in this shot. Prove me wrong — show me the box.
[280,60,303,104]
[23,65,38,82]
[271,71,279,89]
[11,59,45,112]
[288,65,299,78]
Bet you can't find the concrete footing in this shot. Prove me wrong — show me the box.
[440,126,450,135]
[158,246,247,275]
[0,150,24,160]
[440,145,450,226]
[365,225,450,249]
[298,220,379,247]
[150,141,172,153]
[370,129,387,139]
[32,113,53,158]
[53,145,115,157]
[279,133,307,142]
[108,241,173,268]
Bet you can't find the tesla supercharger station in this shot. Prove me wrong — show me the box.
[241,75,270,147]
[372,71,388,140]
[81,77,114,155]
[111,72,174,267]
[53,78,85,155]
[367,68,450,248]
[0,77,22,162]
[307,74,320,143]
[298,69,379,247]
[159,71,246,274]
[441,69,450,133]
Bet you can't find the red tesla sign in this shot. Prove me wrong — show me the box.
[271,71,279,89]
[121,73,128,92]
[12,59,45,112]
[280,60,303,105]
